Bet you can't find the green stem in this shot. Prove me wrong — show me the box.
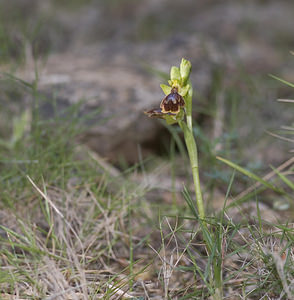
[180,121,205,221]
[186,80,193,131]
[179,79,205,221]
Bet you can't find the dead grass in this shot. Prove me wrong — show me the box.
[1,154,294,299]
[0,75,294,299]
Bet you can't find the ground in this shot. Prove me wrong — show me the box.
[0,1,294,299]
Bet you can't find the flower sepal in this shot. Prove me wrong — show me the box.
[160,84,172,96]
[144,107,184,125]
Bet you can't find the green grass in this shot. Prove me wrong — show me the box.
[0,0,293,298]
[0,66,294,299]
[0,74,150,298]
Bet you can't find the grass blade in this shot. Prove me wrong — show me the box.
[269,74,294,88]
[216,156,283,193]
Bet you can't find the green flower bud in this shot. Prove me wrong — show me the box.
[170,66,181,81]
[180,58,192,84]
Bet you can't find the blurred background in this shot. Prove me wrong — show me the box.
[1,2,294,297]
[0,0,294,169]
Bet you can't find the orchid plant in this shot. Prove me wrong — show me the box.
[145,59,224,299]
[145,58,205,222]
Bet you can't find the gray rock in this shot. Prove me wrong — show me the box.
[10,0,294,163]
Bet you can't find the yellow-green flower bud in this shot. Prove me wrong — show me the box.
[180,58,192,84]
[170,66,181,81]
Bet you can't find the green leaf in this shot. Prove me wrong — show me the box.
[182,185,198,218]
[11,110,30,145]
[271,166,294,190]
[0,72,35,90]
[216,156,282,193]
[269,74,294,88]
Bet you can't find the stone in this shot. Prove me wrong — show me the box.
[4,0,294,163]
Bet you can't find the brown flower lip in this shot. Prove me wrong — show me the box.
[144,108,176,119]
[160,87,185,114]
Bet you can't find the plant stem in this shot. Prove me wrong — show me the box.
[179,80,205,221]
[186,80,193,131]
[180,121,205,221]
